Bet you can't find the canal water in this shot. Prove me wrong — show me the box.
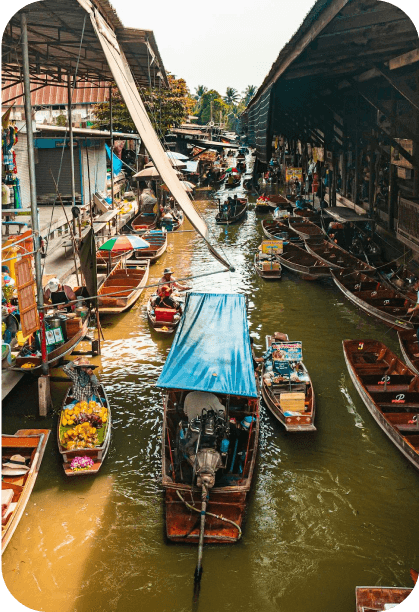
[3,187,419,612]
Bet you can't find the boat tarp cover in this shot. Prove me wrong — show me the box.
[157,293,258,397]
[83,0,230,270]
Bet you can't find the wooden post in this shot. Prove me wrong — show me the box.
[38,375,52,417]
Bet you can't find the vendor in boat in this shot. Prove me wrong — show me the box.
[155,285,180,311]
[43,277,77,311]
[62,357,99,402]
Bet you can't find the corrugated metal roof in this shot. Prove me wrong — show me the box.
[2,77,110,107]
[2,0,168,88]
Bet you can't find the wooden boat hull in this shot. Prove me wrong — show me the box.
[288,217,325,240]
[343,339,419,470]
[277,243,330,280]
[261,334,316,431]
[398,329,419,376]
[254,253,281,280]
[57,385,111,476]
[332,270,418,331]
[98,260,150,315]
[13,317,89,373]
[131,212,158,232]
[162,390,259,544]
[355,586,412,612]
[262,220,302,242]
[305,239,375,272]
[146,298,181,334]
[128,232,167,264]
[216,202,247,225]
[2,429,50,552]
[96,250,129,269]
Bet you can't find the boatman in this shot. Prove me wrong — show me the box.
[158,268,190,295]
[155,285,180,311]
[62,357,99,402]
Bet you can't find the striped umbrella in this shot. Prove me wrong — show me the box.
[99,235,150,252]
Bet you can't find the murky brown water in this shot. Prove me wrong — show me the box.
[3,186,419,612]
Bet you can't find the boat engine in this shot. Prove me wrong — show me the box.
[180,408,229,488]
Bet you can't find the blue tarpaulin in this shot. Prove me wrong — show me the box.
[105,143,123,175]
[157,293,258,397]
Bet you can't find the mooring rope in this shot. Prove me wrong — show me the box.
[176,489,242,539]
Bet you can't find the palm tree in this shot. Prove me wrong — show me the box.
[195,85,208,101]
[242,85,257,106]
[224,87,239,105]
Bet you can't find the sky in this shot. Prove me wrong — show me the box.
[111,0,419,99]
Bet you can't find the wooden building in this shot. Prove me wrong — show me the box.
[241,0,419,255]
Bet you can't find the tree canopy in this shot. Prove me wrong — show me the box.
[92,74,195,136]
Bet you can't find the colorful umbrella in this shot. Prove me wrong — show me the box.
[226,167,238,173]
[99,235,150,252]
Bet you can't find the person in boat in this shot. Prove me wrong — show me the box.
[158,267,190,293]
[407,279,419,357]
[43,278,77,311]
[295,195,307,210]
[155,284,180,311]
[62,357,99,402]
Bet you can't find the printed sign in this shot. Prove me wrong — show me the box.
[261,240,283,254]
[272,341,303,362]
[53,328,64,343]
[285,167,303,183]
[45,330,55,346]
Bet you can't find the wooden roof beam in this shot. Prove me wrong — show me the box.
[389,48,419,70]
[374,63,419,112]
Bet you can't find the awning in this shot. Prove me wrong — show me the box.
[157,293,258,398]
[323,207,373,224]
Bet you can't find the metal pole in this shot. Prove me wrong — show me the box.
[68,74,76,206]
[109,85,114,210]
[21,12,48,378]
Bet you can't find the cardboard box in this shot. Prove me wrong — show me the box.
[280,392,306,412]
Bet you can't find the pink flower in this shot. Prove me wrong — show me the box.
[70,456,94,471]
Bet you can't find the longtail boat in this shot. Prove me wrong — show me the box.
[128,230,167,263]
[398,329,419,376]
[57,383,111,476]
[131,211,158,232]
[2,429,50,552]
[261,334,316,431]
[276,242,330,280]
[269,194,292,206]
[13,316,89,373]
[216,199,247,225]
[332,270,418,331]
[255,197,275,213]
[305,239,376,272]
[343,339,419,469]
[158,293,259,553]
[224,174,241,188]
[288,217,325,240]
[98,259,150,315]
[262,220,302,243]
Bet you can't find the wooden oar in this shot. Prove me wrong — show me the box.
[193,483,208,602]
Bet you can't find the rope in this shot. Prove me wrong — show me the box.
[38,268,230,309]
[176,489,242,539]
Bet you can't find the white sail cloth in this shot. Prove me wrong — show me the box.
[79,0,232,270]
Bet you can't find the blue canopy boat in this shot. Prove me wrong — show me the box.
[158,292,259,549]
